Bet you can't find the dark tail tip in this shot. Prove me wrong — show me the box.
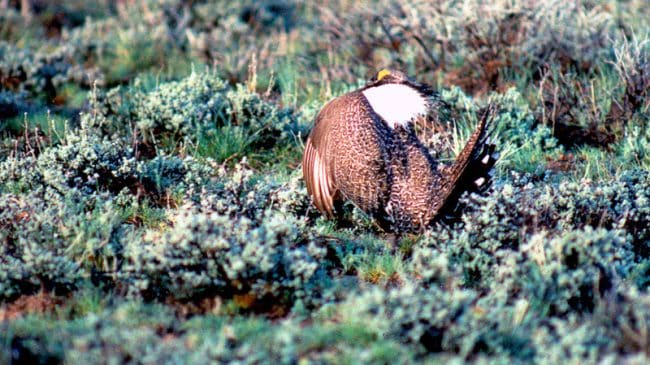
[435,103,500,222]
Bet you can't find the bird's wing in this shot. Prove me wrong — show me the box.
[431,104,499,220]
[302,136,336,217]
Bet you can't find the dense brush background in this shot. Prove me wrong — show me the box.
[0,0,649,363]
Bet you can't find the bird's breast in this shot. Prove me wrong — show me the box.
[361,84,428,129]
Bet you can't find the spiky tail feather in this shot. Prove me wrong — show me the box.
[432,104,499,222]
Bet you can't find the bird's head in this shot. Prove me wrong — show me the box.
[362,69,435,129]
[367,69,434,96]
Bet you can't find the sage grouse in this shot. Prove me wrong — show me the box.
[302,69,497,232]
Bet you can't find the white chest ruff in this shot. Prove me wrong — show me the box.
[362,84,428,128]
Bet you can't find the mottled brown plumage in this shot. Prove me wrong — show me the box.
[302,69,497,232]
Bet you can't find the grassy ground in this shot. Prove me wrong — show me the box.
[1,0,649,363]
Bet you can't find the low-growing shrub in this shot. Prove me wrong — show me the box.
[318,0,617,94]
[87,71,305,162]
[0,192,123,301]
[0,90,29,120]
[515,228,633,316]
[196,159,311,220]
[340,283,537,361]
[0,121,213,204]
[121,207,332,312]
[0,40,97,103]
[410,168,649,298]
